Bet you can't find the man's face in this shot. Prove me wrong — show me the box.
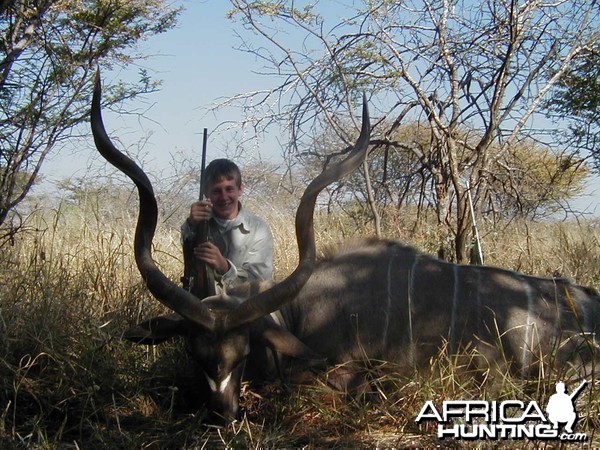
[207,176,243,220]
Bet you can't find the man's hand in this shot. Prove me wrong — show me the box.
[189,199,213,223]
[194,241,230,275]
[189,200,231,274]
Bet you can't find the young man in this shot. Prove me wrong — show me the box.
[181,159,273,292]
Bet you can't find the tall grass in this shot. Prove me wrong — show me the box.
[0,198,598,448]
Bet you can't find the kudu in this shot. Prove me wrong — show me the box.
[91,72,370,421]
[92,74,599,423]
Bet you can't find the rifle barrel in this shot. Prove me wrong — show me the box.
[199,128,208,200]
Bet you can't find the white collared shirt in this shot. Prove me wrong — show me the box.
[181,204,273,290]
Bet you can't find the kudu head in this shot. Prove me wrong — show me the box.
[91,71,371,422]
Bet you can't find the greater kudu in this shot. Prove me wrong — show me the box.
[91,72,370,421]
[92,73,599,423]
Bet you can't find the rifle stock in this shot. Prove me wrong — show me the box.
[182,128,216,299]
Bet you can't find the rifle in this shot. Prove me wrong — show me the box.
[181,128,216,299]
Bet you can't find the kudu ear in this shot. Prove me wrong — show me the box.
[254,322,326,367]
[123,313,188,345]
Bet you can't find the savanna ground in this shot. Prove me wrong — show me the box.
[0,191,598,449]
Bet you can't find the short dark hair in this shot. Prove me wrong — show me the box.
[203,159,242,192]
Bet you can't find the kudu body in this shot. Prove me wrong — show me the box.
[91,74,599,422]
[285,240,599,384]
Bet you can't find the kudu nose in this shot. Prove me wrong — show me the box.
[206,398,239,424]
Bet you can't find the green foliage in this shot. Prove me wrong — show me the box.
[553,50,600,117]
[547,47,600,167]
[0,0,180,235]
[489,141,588,218]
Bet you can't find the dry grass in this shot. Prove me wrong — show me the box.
[0,200,599,449]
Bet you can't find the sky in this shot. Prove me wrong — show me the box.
[42,0,287,186]
[39,0,600,215]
